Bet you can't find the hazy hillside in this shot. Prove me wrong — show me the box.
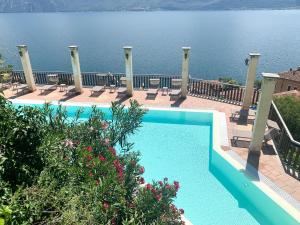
[0,0,300,12]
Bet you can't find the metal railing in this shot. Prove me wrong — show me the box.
[268,101,300,178]
[11,70,260,105]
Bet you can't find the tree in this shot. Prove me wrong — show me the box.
[274,96,300,141]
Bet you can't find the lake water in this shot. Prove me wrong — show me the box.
[0,10,300,83]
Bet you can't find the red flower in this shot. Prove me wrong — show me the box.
[87,155,92,161]
[174,181,180,191]
[86,146,92,152]
[155,193,162,201]
[179,208,184,214]
[103,201,110,210]
[139,166,145,174]
[109,147,116,156]
[98,154,106,162]
[151,188,157,195]
[146,183,152,190]
[89,171,93,177]
[158,181,163,187]
[139,177,145,184]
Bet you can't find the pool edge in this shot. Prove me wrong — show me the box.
[212,112,300,223]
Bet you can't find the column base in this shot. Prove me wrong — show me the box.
[238,109,249,125]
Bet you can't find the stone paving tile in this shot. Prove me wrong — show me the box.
[3,87,300,203]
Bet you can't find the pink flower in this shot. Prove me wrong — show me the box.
[174,181,180,191]
[166,184,171,189]
[101,121,109,130]
[103,201,110,210]
[109,147,116,156]
[151,188,157,195]
[179,208,184,214]
[139,167,145,174]
[155,193,162,201]
[98,154,106,162]
[139,177,145,184]
[146,183,152,190]
[86,146,92,152]
[63,139,74,148]
[158,181,163,187]
[104,138,110,145]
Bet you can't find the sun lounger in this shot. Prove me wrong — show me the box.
[146,78,160,99]
[117,77,127,96]
[12,83,28,94]
[169,79,182,99]
[65,85,76,94]
[232,128,277,146]
[39,84,57,94]
[91,85,105,95]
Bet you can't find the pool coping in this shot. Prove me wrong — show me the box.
[213,112,300,223]
[10,99,300,223]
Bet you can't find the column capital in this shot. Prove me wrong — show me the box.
[123,46,132,50]
[182,47,191,51]
[69,45,78,51]
[249,53,261,58]
[262,73,279,80]
[17,45,28,50]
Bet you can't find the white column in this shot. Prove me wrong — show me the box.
[242,53,261,110]
[181,47,191,98]
[123,46,133,96]
[17,45,36,92]
[69,46,83,93]
[249,73,279,153]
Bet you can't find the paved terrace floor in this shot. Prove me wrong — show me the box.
[3,87,300,203]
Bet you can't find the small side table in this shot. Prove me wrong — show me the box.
[110,84,116,93]
[59,84,66,92]
[162,87,169,95]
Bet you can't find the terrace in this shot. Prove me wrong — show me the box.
[1,45,300,224]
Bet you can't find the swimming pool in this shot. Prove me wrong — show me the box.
[11,100,300,225]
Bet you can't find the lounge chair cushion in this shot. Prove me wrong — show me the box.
[169,89,181,96]
[39,85,56,91]
[92,86,105,92]
[147,88,158,95]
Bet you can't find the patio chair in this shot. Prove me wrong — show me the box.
[90,74,106,95]
[146,78,160,99]
[39,74,59,94]
[117,77,127,96]
[232,127,278,146]
[12,83,29,94]
[65,85,76,94]
[169,79,182,100]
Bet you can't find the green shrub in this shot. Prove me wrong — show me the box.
[274,96,300,141]
[0,94,185,224]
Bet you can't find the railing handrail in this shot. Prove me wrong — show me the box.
[271,101,300,146]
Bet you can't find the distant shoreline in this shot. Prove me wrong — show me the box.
[1,8,300,14]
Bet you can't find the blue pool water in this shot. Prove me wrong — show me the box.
[12,103,299,225]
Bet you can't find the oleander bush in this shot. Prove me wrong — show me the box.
[0,94,185,225]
